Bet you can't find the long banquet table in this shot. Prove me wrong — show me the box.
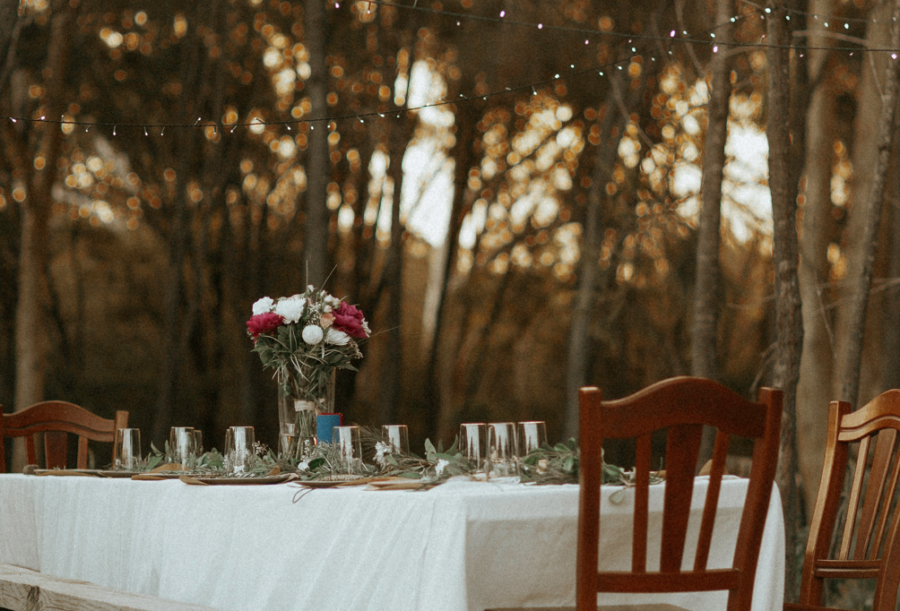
[0,474,784,611]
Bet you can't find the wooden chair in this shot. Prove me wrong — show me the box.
[0,401,129,472]
[486,377,782,611]
[785,390,900,611]
[575,377,782,611]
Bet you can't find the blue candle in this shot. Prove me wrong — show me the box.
[317,413,343,444]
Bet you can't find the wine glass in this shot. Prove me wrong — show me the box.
[225,426,255,474]
[115,428,141,471]
[487,422,518,479]
[459,423,487,472]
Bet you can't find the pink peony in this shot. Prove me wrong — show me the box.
[332,302,368,339]
[246,312,284,340]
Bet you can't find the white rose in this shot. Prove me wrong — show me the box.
[275,296,306,324]
[325,328,351,346]
[302,325,324,344]
[251,296,274,316]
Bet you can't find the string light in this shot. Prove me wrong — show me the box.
[2,1,893,137]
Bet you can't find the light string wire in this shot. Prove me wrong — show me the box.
[4,1,898,134]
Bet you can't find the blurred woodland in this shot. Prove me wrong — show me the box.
[4,0,900,599]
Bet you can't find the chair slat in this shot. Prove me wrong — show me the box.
[660,423,702,573]
[853,429,896,559]
[695,432,729,571]
[44,431,68,469]
[77,436,90,469]
[840,436,870,560]
[868,430,900,560]
[633,433,651,573]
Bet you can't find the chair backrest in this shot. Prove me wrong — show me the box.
[0,401,129,472]
[577,376,782,611]
[797,390,900,611]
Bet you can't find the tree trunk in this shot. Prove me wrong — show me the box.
[564,82,626,439]
[378,113,414,424]
[882,137,900,390]
[152,3,211,442]
[796,0,838,520]
[302,0,330,287]
[12,0,75,470]
[838,0,900,407]
[691,0,734,463]
[691,0,733,382]
[425,103,480,442]
[766,0,804,600]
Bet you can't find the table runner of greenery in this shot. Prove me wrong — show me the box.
[123,426,645,488]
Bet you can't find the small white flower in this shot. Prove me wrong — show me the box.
[374,441,392,466]
[252,296,275,315]
[325,328,351,346]
[275,295,306,323]
[298,460,310,472]
[302,325,324,344]
[435,458,449,477]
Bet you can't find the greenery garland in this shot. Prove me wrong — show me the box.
[130,428,653,489]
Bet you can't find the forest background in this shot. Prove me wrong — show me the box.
[3,0,900,600]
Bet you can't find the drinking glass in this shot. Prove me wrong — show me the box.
[225,426,255,474]
[459,423,487,471]
[115,428,141,471]
[192,430,204,455]
[168,427,195,469]
[332,425,362,473]
[487,422,518,479]
[517,421,548,457]
[280,433,298,461]
[381,424,410,455]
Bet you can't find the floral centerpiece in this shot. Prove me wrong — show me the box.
[246,286,369,446]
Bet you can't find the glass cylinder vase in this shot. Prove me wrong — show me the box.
[277,369,336,458]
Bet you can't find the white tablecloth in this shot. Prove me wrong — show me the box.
[0,474,783,611]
